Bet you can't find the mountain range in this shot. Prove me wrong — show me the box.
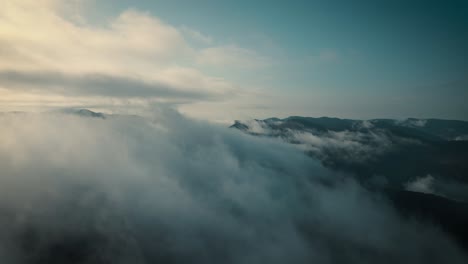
[231,116,468,250]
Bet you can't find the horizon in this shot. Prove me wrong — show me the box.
[5,107,468,124]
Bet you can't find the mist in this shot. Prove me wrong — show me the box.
[0,109,465,264]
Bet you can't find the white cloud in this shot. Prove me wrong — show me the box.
[0,0,270,112]
[236,119,394,163]
[181,26,213,44]
[405,175,435,194]
[405,174,468,202]
[197,45,272,68]
[0,5,190,76]
[455,135,468,141]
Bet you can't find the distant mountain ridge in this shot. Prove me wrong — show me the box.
[231,116,468,195]
[60,108,106,119]
[231,116,468,142]
[232,116,468,250]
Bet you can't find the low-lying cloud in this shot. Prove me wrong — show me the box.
[405,174,468,202]
[237,119,396,163]
[405,175,436,194]
[0,109,466,263]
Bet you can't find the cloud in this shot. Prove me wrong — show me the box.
[0,0,269,112]
[405,175,435,194]
[0,70,229,101]
[291,130,394,163]
[197,45,272,68]
[0,4,191,73]
[455,135,468,141]
[181,26,213,44]
[0,109,466,263]
[236,119,394,163]
[405,174,468,202]
[396,119,428,128]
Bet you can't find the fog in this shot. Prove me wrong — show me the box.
[0,109,465,264]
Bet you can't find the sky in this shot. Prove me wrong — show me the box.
[0,0,467,122]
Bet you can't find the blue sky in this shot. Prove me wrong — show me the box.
[92,0,468,119]
[1,0,467,121]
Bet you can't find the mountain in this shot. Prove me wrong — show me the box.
[232,116,468,141]
[57,108,106,119]
[232,116,468,250]
[230,117,468,191]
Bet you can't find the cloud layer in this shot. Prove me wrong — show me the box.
[0,109,466,263]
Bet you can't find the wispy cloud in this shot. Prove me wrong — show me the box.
[197,45,273,69]
[181,26,213,44]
